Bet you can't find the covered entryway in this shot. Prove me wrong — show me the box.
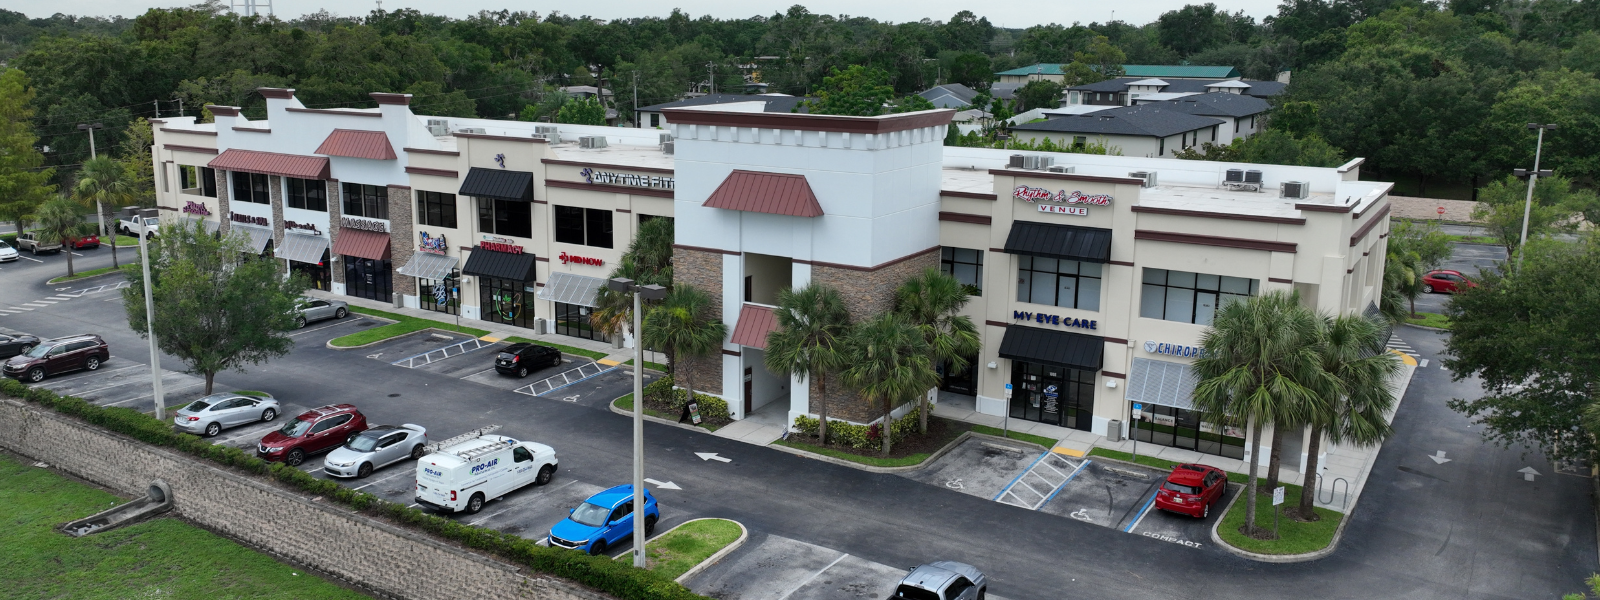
[1125,357,1246,460]
[461,247,537,329]
[538,272,608,341]
[998,324,1103,432]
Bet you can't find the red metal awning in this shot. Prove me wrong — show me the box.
[730,303,780,349]
[208,149,330,179]
[331,228,391,261]
[314,129,397,160]
[703,170,824,217]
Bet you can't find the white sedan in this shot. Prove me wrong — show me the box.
[0,240,17,262]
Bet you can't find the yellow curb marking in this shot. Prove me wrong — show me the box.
[1388,348,1418,366]
[597,359,622,366]
[1053,447,1086,457]
[479,336,502,343]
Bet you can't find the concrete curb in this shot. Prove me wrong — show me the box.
[323,321,464,352]
[1402,322,1450,332]
[607,396,721,434]
[45,269,128,285]
[766,430,974,474]
[667,518,749,585]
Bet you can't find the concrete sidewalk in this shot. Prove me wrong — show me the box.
[303,289,666,368]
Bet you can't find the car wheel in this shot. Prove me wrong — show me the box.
[1422,284,1434,294]
[294,316,307,329]
[27,368,44,383]
[356,462,373,478]
[261,408,277,422]
[85,357,101,371]
[977,589,986,600]
[588,539,607,556]
[552,355,563,368]
[517,367,529,378]
[30,246,37,255]
[410,444,425,460]
[285,448,306,467]
[536,464,555,485]
[645,514,658,537]
[204,422,221,437]
[465,493,485,515]
[335,307,347,319]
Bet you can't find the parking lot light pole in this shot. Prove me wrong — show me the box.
[132,207,166,420]
[1515,122,1557,269]
[78,123,106,239]
[607,277,666,568]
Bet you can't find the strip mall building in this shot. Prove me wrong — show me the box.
[149,88,1392,470]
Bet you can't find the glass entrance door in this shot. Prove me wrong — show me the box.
[939,354,978,395]
[554,302,601,340]
[419,271,459,316]
[1132,405,1246,459]
[1010,361,1095,431]
[478,276,533,329]
[343,256,392,302]
[289,249,331,291]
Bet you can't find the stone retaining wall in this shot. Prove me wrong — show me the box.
[0,397,610,600]
[1388,195,1481,223]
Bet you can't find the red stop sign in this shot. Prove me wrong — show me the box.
[1437,206,1446,215]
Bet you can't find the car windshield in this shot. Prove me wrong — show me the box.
[894,585,940,600]
[145,218,159,226]
[1163,481,1201,495]
[570,502,612,527]
[184,400,213,412]
[277,419,312,437]
[21,345,50,358]
[345,434,381,452]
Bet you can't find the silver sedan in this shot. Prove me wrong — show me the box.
[323,424,428,478]
[174,393,280,437]
[293,297,349,328]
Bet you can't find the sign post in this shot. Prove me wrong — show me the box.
[1437,206,1446,221]
[1003,384,1013,439]
[1272,486,1286,537]
[1131,403,1143,463]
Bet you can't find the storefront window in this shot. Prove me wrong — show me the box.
[941,248,983,296]
[554,206,614,248]
[343,256,392,302]
[1010,361,1096,431]
[1139,269,1258,325]
[419,272,459,315]
[290,249,332,291]
[231,172,270,204]
[478,198,531,238]
[479,277,534,329]
[554,302,602,341]
[341,183,388,220]
[1131,405,1246,460]
[417,191,458,228]
[1016,256,1101,310]
[287,178,327,211]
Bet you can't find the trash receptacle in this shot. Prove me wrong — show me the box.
[1106,419,1123,442]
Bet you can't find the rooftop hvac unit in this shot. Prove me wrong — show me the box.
[662,141,675,155]
[1281,181,1310,199]
[456,127,485,135]
[1046,165,1075,174]
[534,125,559,135]
[578,135,609,149]
[426,119,449,137]
[1022,155,1041,170]
[532,132,562,144]
[1038,156,1055,169]
[1009,154,1025,168]
[1225,168,1245,183]
[659,132,674,145]
[1244,170,1263,184]
[1129,171,1158,188]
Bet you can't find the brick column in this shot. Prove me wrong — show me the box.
[268,175,285,248]
[388,185,416,298]
[673,248,724,395]
[807,248,940,423]
[327,180,343,285]
[215,170,232,235]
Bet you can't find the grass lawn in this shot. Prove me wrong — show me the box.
[0,452,367,600]
[971,424,1058,449]
[622,358,669,372]
[1216,481,1344,555]
[504,336,608,361]
[46,264,132,284]
[1406,312,1451,329]
[328,306,489,348]
[613,393,721,432]
[772,439,936,468]
[107,234,141,247]
[636,519,743,580]
[235,390,270,397]
[1439,233,1499,245]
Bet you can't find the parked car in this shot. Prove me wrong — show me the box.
[893,561,988,600]
[495,343,563,378]
[15,231,62,255]
[2,334,109,382]
[293,297,349,328]
[1155,463,1228,519]
[0,239,18,262]
[0,333,42,359]
[415,434,557,514]
[173,392,280,437]
[324,424,428,479]
[1422,269,1476,294]
[67,234,100,250]
[256,404,368,466]
[548,485,659,556]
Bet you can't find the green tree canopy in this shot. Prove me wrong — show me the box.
[555,96,606,125]
[0,68,54,232]
[1471,173,1593,255]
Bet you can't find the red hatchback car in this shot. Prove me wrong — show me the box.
[256,404,368,466]
[1155,464,1228,518]
[1422,269,1475,294]
[68,234,100,250]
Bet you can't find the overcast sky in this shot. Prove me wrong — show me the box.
[2,0,1282,30]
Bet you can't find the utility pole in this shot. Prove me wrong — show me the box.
[178,98,185,117]
[633,72,639,128]
[1515,123,1557,269]
[78,123,109,263]
[708,62,715,95]
[153,99,160,119]
[606,278,666,568]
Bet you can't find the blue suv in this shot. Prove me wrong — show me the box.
[548,485,660,555]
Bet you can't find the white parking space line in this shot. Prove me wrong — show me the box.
[45,296,72,301]
[469,506,518,526]
[213,421,285,447]
[354,469,415,491]
[70,252,83,257]
[288,320,359,337]
[18,256,41,263]
[1420,359,1430,368]
[775,553,851,600]
[7,307,32,311]
[0,310,18,315]
[22,302,49,307]
[103,381,204,406]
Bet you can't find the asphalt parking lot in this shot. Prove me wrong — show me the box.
[684,531,1016,600]
[901,436,1052,502]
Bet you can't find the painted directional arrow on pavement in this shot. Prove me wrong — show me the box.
[644,478,681,490]
[1518,466,1541,481]
[1427,451,1451,464]
[695,452,731,463]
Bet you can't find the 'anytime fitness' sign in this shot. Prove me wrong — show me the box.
[580,167,674,190]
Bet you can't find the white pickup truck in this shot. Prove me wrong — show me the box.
[118,215,160,238]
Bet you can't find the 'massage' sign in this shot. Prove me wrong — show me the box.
[340,216,387,233]
[1013,186,1113,206]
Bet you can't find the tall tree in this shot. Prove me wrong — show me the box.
[121,219,307,394]
[1193,291,1322,539]
[841,313,936,456]
[0,68,54,235]
[1013,79,1064,112]
[33,197,93,277]
[765,284,852,445]
[1296,313,1399,520]
[802,65,897,117]
[894,268,980,434]
[74,157,134,268]
[643,285,727,409]
[556,96,607,125]
[591,217,673,340]
[1472,173,1593,256]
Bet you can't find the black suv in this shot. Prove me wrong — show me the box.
[3,334,110,382]
[495,343,562,378]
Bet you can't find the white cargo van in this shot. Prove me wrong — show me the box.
[414,434,557,514]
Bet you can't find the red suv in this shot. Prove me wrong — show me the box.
[256,404,368,466]
[2,334,109,382]
[1422,270,1475,294]
[1155,464,1227,518]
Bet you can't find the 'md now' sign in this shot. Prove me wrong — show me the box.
[1014,310,1098,331]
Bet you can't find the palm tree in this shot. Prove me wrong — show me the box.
[894,268,981,434]
[642,285,727,408]
[34,197,94,277]
[1192,291,1322,539]
[75,157,134,268]
[1294,313,1400,520]
[1386,249,1425,318]
[840,313,936,456]
[591,218,673,343]
[765,284,852,445]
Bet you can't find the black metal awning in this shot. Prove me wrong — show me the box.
[459,167,534,202]
[1003,221,1113,263]
[998,325,1103,371]
[461,248,537,282]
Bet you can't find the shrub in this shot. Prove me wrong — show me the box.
[790,407,924,449]
[792,414,820,436]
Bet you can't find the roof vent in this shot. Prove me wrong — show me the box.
[426,119,449,137]
[1046,165,1074,174]
[1129,171,1158,188]
[1225,168,1245,183]
[1281,181,1310,199]
[662,141,675,155]
[578,135,609,149]
[456,127,485,135]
